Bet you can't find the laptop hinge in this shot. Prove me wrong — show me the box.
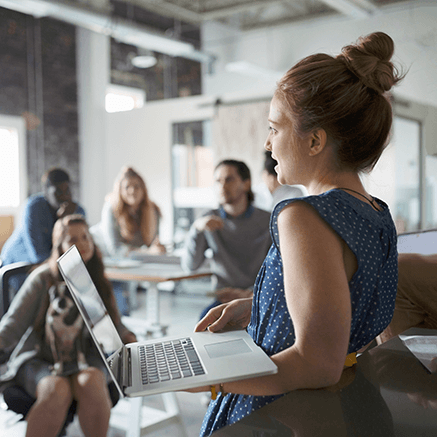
[122,347,132,388]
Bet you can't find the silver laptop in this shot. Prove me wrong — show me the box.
[57,245,277,398]
[397,229,437,255]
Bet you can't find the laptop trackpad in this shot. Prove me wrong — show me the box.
[204,339,252,359]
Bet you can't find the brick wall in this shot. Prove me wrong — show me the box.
[0,5,202,202]
[0,7,80,198]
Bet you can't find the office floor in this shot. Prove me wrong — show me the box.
[0,282,213,437]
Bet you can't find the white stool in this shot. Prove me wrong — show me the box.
[110,392,187,437]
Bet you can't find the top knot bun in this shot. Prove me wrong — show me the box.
[337,32,402,94]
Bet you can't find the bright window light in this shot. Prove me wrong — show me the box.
[105,84,145,113]
[106,93,135,113]
[0,127,20,207]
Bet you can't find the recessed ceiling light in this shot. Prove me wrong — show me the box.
[131,54,157,69]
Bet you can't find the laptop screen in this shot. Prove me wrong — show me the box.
[397,229,437,255]
[57,246,124,360]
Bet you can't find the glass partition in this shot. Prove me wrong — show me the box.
[425,154,437,229]
[172,120,215,247]
[362,115,421,233]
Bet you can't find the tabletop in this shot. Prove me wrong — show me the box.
[104,256,212,283]
[103,255,212,333]
[213,328,437,437]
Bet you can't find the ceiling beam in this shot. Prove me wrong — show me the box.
[0,0,216,65]
[282,0,312,15]
[319,0,377,18]
[143,0,287,22]
[127,0,204,24]
[199,0,286,21]
[241,9,336,31]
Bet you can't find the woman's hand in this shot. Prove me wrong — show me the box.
[57,200,78,218]
[136,237,166,255]
[147,240,166,254]
[122,330,138,344]
[195,298,253,332]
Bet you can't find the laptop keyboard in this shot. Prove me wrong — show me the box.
[139,338,205,384]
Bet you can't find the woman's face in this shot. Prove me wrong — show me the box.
[264,95,309,186]
[120,176,144,209]
[61,223,94,263]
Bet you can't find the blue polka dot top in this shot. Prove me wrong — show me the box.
[199,189,398,436]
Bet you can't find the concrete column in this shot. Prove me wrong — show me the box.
[76,27,109,225]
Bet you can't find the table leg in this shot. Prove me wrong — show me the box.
[146,282,167,337]
[146,282,159,325]
[128,281,139,310]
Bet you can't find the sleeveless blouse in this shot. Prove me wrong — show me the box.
[200,190,398,436]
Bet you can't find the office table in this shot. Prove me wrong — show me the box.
[213,328,437,436]
[105,259,211,336]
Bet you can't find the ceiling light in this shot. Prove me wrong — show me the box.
[131,49,157,69]
[131,55,157,69]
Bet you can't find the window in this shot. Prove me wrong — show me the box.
[171,120,215,247]
[425,154,437,229]
[362,99,437,233]
[105,84,145,113]
[0,115,26,215]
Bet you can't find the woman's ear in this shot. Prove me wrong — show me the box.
[308,129,328,156]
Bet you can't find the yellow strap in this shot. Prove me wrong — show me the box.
[210,385,217,400]
[344,352,357,367]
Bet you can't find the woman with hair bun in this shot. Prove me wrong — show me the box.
[194,32,404,435]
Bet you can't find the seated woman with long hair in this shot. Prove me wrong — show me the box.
[0,214,136,437]
[96,166,165,257]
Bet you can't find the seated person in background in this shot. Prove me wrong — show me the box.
[254,150,305,211]
[0,214,136,437]
[377,253,437,344]
[192,31,402,436]
[92,166,165,257]
[1,168,85,292]
[181,159,271,319]
[1,168,85,266]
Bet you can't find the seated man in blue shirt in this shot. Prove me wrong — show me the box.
[181,159,271,318]
[1,168,85,291]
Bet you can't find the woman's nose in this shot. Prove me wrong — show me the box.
[264,137,271,151]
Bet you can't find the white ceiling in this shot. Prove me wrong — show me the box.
[80,0,415,30]
[0,0,427,65]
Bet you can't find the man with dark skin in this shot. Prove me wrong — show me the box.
[1,168,85,290]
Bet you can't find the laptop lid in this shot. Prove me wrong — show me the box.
[397,229,437,255]
[57,245,127,397]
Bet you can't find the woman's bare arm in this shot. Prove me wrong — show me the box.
[194,202,352,396]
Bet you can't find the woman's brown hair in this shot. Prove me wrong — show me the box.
[110,166,160,247]
[48,214,121,326]
[275,31,405,172]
